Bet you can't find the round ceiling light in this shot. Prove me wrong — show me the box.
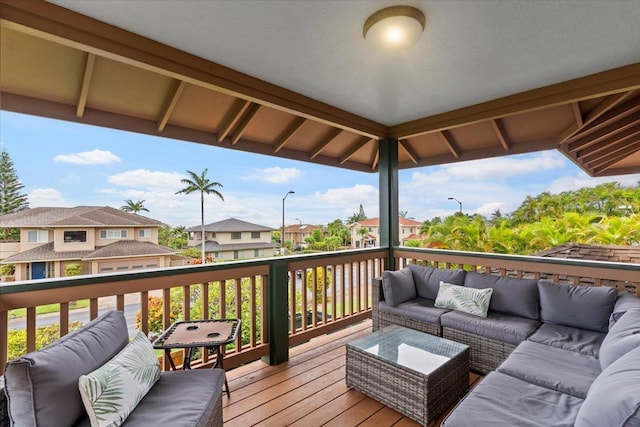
[363,5,426,50]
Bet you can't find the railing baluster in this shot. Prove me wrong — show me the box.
[26,307,36,353]
[261,274,268,344]
[202,283,210,365]
[140,291,148,336]
[301,268,308,329]
[235,278,242,351]
[89,298,98,320]
[289,270,296,333]
[183,285,191,321]
[0,311,7,371]
[116,295,125,312]
[331,263,337,322]
[250,276,257,347]
[311,267,317,328]
[59,302,69,336]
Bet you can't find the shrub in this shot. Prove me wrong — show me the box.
[65,263,83,276]
[8,321,83,360]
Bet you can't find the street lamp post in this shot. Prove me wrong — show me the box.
[282,190,295,255]
[448,197,462,214]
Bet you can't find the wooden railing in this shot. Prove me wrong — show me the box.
[0,248,387,372]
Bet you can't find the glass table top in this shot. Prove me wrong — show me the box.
[348,325,469,375]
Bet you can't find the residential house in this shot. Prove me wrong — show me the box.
[349,218,423,248]
[0,206,182,281]
[185,218,276,261]
[283,223,326,248]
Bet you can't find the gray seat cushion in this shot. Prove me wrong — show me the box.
[408,264,465,300]
[610,291,640,329]
[464,272,539,320]
[440,310,540,345]
[442,371,583,427]
[527,323,605,357]
[381,267,416,306]
[538,280,617,333]
[574,346,640,427]
[379,298,449,325]
[497,341,600,399]
[599,308,640,370]
[3,310,129,427]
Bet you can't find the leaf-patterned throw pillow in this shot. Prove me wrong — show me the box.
[78,331,161,427]
[435,281,493,317]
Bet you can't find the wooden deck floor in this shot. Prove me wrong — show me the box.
[223,319,481,426]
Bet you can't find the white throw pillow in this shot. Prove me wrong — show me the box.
[435,281,493,317]
[79,331,161,427]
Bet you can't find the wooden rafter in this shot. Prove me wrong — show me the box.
[398,140,419,164]
[581,124,640,164]
[157,80,186,131]
[558,91,633,144]
[273,117,306,153]
[491,119,510,151]
[310,128,342,159]
[566,97,640,147]
[571,102,583,128]
[569,113,640,152]
[593,142,640,174]
[371,149,379,171]
[339,136,371,165]
[76,53,95,118]
[440,130,460,159]
[230,103,260,145]
[217,100,252,143]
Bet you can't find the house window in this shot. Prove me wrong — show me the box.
[251,232,260,239]
[100,229,127,239]
[231,232,242,240]
[27,230,48,243]
[214,252,222,258]
[208,232,216,238]
[64,230,87,243]
[138,229,152,238]
[254,249,263,257]
[234,250,240,259]
[368,227,373,232]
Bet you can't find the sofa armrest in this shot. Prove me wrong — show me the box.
[372,277,385,306]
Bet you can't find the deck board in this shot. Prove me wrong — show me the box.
[223,319,479,426]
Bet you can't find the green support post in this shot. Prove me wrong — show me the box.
[379,137,399,271]
[263,260,290,365]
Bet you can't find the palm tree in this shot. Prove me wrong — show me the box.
[120,199,149,214]
[175,169,224,263]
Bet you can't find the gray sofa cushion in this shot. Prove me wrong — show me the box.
[379,297,450,325]
[610,291,640,329]
[538,280,617,333]
[599,308,640,370]
[527,323,605,357]
[497,341,600,399]
[3,310,129,427]
[440,310,540,345]
[441,371,583,427]
[409,264,465,300]
[381,267,416,307]
[574,346,640,427]
[464,272,539,320]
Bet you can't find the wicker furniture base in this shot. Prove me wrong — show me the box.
[375,310,442,336]
[346,325,469,426]
[442,327,516,374]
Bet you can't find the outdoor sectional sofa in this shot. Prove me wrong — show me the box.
[0,310,224,427]
[373,264,640,426]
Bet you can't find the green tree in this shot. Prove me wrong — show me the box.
[346,204,367,224]
[327,218,350,246]
[0,150,29,240]
[175,169,224,263]
[325,236,342,251]
[159,225,187,249]
[120,199,149,214]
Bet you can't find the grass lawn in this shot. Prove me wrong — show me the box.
[9,300,90,319]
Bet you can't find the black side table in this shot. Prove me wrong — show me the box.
[152,318,241,398]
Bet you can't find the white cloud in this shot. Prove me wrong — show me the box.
[474,202,507,217]
[242,167,303,183]
[54,149,121,165]
[313,184,379,216]
[108,169,185,191]
[549,173,640,194]
[28,188,67,207]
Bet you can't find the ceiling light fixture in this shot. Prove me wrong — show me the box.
[363,5,426,50]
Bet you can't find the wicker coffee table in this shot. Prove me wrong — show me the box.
[346,325,469,425]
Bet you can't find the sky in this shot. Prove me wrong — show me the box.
[2,110,640,230]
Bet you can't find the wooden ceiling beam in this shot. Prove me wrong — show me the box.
[592,141,640,174]
[558,91,634,144]
[440,130,460,159]
[568,113,640,152]
[371,149,379,171]
[273,117,306,153]
[390,64,640,140]
[76,53,95,118]
[310,128,342,159]
[217,99,252,143]
[491,119,510,151]
[580,124,640,164]
[583,128,640,166]
[0,0,387,139]
[230,103,261,145]
[572,102,583,127]
[399,140,419,165]
[157,80,186,132]
[565,96,640,146]
[339,136,372,165]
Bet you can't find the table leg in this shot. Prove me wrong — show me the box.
[212,345,230,398]
[183,348,193,370]
[165,349,176,371]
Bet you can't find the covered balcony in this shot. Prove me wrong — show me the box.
[1,1,640,426]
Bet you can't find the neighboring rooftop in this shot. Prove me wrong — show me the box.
[199,241,278,252]
[0,206,163,228]
[186,218,274,233]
